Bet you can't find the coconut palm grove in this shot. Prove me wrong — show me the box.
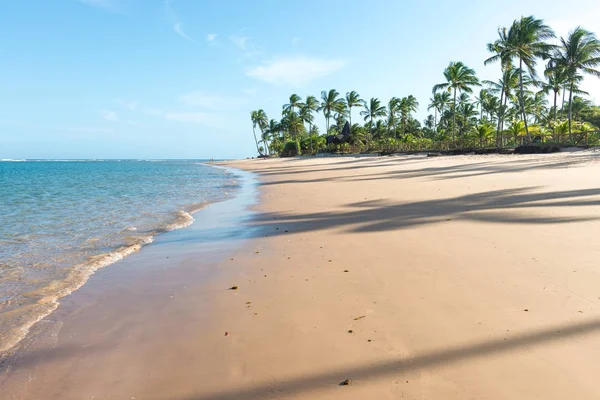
[250,16,600,156]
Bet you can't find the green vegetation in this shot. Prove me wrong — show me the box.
[251,16,600,156]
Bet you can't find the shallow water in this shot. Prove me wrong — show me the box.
[0,160,239,352]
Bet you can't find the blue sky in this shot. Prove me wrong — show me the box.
[1,0,599,159]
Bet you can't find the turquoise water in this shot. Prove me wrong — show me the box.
[0,160,239,352]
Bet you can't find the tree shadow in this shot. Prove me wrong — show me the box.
[254,187,600,235]
[179,317,600,399]
[258,155,595,186]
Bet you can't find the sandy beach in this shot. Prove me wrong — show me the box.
[3,151,600,399]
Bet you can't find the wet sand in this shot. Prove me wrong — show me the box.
[3,152,600,399]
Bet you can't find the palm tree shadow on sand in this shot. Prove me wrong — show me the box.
[180,318,600,400]
[253,187,600,235]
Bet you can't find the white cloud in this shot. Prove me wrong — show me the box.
[78,0,121,12]
[230,35,249,50]
[100,110,118,121]
[246,56,347,86]
[207,33,217,42]
[174,23,194,41]
[179,91,247,110]
[163,111,226,128]
[115,99,137,111]
[61,126,115,133]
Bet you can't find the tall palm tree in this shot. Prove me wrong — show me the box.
[360,97,387,143]
[428,92,450,131]
[432,61,480,143]
[250,109,268,155]
[387,97,401,137]
[504,16,555,140]
[399,95,419,135]
[345,91,363,129]
[475,89,490,120]
[320,89,344,134]
[485,27,513,146]
[283,94,304,154]
[555,27,600,134]
[303,95,320,153]
[541,58,569,123]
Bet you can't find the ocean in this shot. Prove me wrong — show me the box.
[0,160,239,353]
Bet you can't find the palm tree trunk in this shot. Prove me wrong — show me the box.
[252,126,262,155]
[452,88,457,145]
[309,122,313,154]
[568,81,574,135]
[561,86,566,119]
[553,90,558,122]
[349,107,352,130]
[434,108,437,131]
[518,58,530,141]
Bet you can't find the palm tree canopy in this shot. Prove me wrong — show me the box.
[345,91,364,108]
[360,97,387,121]
[432,61,480,95]
[506,16,556,78]
[556,27,600,81]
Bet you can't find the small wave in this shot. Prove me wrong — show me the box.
[0,235,155,354]
[0,159,26,162]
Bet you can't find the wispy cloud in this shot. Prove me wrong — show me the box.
[174,22,194,41]
[100,110,118,121]
[61,126,116,133]
[78,0,121,12]
[115,99,138,111]
[230,35,262,57]
[230,35,250,50]
[246,56,347,86]
[163,111,227,128]
[179,91,248,110]
[207,33,217,42]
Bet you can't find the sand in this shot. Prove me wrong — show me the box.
[3,151,600,399]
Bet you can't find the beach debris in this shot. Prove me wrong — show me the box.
[368,339,372,342]
[354,315,366,321]
[343,270,349,272]
[255,251,260,254]
[224,332,229,336]
[246,301,251,304]
[328,260,332,262]
[284,230,289,233]
[523,309,529,312]
[446,218,452,221]
[229,286,239,290]
[339,379,352,386]
[348,330,353,333]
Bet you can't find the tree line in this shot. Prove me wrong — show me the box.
[251,16,600,156]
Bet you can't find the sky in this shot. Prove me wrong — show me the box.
[1,0,600,159]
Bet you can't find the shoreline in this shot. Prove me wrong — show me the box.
[4,152,600,399]
[0,165,260,381]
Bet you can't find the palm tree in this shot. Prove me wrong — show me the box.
[399,95,419,135]
[555,27,600,134]
[283,94,304,154]
[504,16,555,140]
[387,97,401,137]
[433,61,480,144]
[360,97,387,143]
[541,58,569,123]
[472,123,496,147]
[320,89,344,134]
[302,95,320,153]
[485,27,513,146]
[250,109,268,156]
[345,91,363,129]
[475,89,490,120]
